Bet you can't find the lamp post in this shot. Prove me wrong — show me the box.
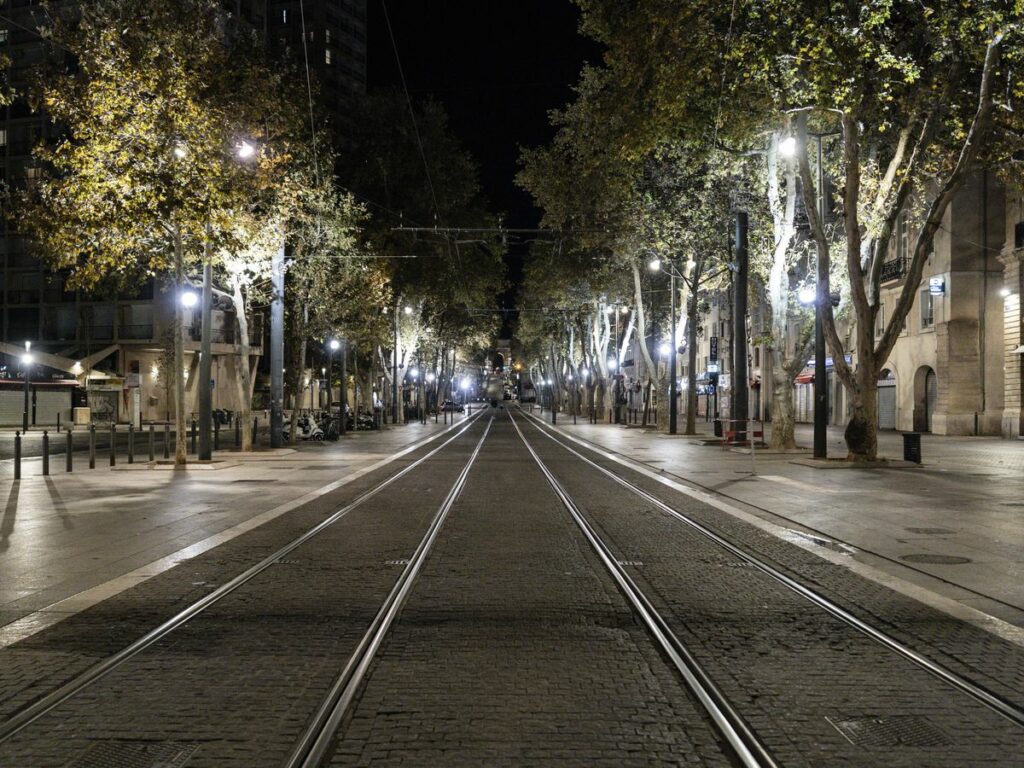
[649,258,682,434]
[198,259,213,461]
[780,131,836,459]
[21,342,32,433]
[339,338,348,436]
[327,338,339,430]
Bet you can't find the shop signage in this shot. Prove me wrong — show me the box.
[928,277,946,295]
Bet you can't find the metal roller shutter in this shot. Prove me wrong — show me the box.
[35,389,71,425]
[0,391,23,427]
[877,382,896,430]
[926,370,937,432]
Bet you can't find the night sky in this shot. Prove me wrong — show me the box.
[366,1,601,330]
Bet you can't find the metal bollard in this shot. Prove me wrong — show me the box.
[66,429,73,473]
[42,430,49,476]
[214,419,220,451]
[235,417,241,448]
[127,424,134,464]
[149,424,155,462]
[163,422,170,459]
[190,419,197,454]
[109,422,116,466]
[14,431,21,480]
[89,424,96,469]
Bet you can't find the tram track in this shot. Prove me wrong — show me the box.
[0,411,488,751]
[514,407,1024,743]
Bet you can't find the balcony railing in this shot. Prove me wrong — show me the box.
[879,257,907,283]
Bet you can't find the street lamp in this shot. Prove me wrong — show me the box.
[779,130,837,459]
[649,257,682,434]
[326,338,340,428]
[21,342,32,432]
[180,290,198,308]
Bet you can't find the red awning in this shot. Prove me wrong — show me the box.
[795,367,814,384]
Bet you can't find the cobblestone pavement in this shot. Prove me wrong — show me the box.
[327,412,730,768]
[0,418,460,636]
[534,412,1024,627]
[0,407,1021,766]
[0,417,488,767]
[514,411,1024,766]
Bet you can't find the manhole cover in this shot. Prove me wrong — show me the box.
[826,716,951,747]
[904,527,956,535]
[69,741,199,768]
[900,554,972,565]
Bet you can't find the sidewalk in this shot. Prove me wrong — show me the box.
[530,413,1024,631]
[0,419,458,644]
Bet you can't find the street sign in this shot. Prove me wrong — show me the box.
[929,277,946,295]
[709,336,719,361]
[707,362,719,373]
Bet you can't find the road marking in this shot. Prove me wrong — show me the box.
[0,423,468,647]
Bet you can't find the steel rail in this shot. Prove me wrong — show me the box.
[518,407,1024,729]
[286,415,495,768]
[0,411,487,745]
[509,411,777,768]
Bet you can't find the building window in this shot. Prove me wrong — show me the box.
[326,29,331,44]
[875,303,885,339]
[325,48,332,65]
[281,8,287,23]
[0,128,7,147]
[920,289,934,328]
[0,29,8,44]
[897,212,909,261]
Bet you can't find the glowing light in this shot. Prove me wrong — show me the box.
[1000,286,1013,298]
[426,372,436,383]
[798,285,816,305]
[404,305,413,315]
[329,338,341,351]
[410,368,419,379]
[648,258,662,272]
[172,143,187,159]
[460,378,471,391]
[21,353,33,365]
[779,136,797,158]
[608,358,618,371]
[236,140,256,159]
[581,367,590,377]
[659,343,671,357]
[620,306,629,315]
[180,290,198,308]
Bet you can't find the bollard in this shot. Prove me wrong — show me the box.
[253,417,258,445]
[149,424,155,462]
[42,430,49,476]
[163,422,170,459]
[190,419,197,454]
[89,424,96,469]
[109,422,116,466]
[127,424,134,464]
[66,429,73,473]
[235,417,241,448]
[57,412,61,432]
[214,419,220,451]
[552,408,556,425]
[14,431,21,480]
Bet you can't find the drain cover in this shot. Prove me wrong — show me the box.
[826,716,951,747]
[69,741,199,768]
[900,554,972,564]
[905,527,956,535]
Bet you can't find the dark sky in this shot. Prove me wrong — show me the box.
[365,1,601,332]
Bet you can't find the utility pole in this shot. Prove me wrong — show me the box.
[669,272,678,434]
[813,136,828,459]
[734,211,749,443]
[270,244,284,449]
[198,260,213,461]
[339,338,348,436]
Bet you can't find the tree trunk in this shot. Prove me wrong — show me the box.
[230,279,254,451]
[769,356,797,450]
[845,367,878,461]
[173,228,187,465]
[684,286,699,435]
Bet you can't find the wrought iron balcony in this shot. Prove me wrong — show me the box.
[879,257,907,283]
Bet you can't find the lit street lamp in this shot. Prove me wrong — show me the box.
[648,258,682,434]
[21,342,32,433]
[780,130,839,460]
